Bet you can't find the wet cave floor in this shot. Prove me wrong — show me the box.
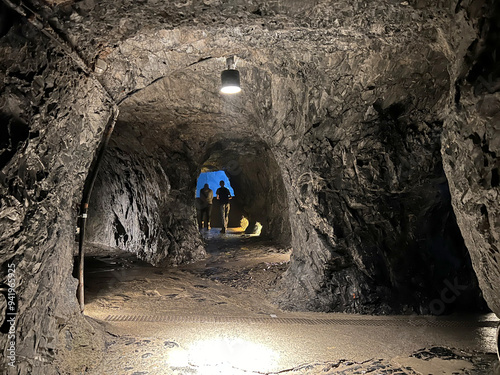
[81,229,500,375]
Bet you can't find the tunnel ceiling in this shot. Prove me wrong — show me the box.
[50,0,446,66]
[40,0,455,110]
[113,65,261,160]
[95,0,452,163]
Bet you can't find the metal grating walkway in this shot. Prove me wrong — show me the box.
[104,314,499,328]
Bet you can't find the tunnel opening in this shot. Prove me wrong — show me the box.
[196,171,235,198]
[76,60,294,317]
[195,170,247,232]
[77,128,294,321]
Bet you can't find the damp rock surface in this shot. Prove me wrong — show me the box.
[85,147,205,266]
[441,2,500,318]
[1,0,500,374]
[0,19,114,375]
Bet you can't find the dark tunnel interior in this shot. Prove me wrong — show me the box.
[81,69,488,316]
[1,1,500,373]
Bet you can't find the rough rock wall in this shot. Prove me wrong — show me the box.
[267,43,485,313]
[229,150,291,241]
[85,146,205,265]
[442,0,500,317]
[0,20,113,375]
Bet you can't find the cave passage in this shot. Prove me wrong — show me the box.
[3,0,500,373]
[79,55,488,318]
[78,68,295,323]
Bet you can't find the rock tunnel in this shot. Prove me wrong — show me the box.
[0,0,500,373]
[85,76,293,265]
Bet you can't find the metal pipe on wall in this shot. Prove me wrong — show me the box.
[77,108,118,311]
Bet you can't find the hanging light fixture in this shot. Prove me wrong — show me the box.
[220,56,241,94]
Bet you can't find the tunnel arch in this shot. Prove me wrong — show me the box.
[84,122,293,266]
[199,139,292,244]
[84,63,292,265]
[83,37,486,315]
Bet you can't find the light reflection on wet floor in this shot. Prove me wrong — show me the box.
[82,230,499,374]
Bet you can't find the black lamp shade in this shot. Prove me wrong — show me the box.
[220,69,241,94]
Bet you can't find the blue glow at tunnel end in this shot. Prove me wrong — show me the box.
[196,171,235,197]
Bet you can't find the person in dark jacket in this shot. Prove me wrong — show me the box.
[216,180,231,233]
[198,184,213,229]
